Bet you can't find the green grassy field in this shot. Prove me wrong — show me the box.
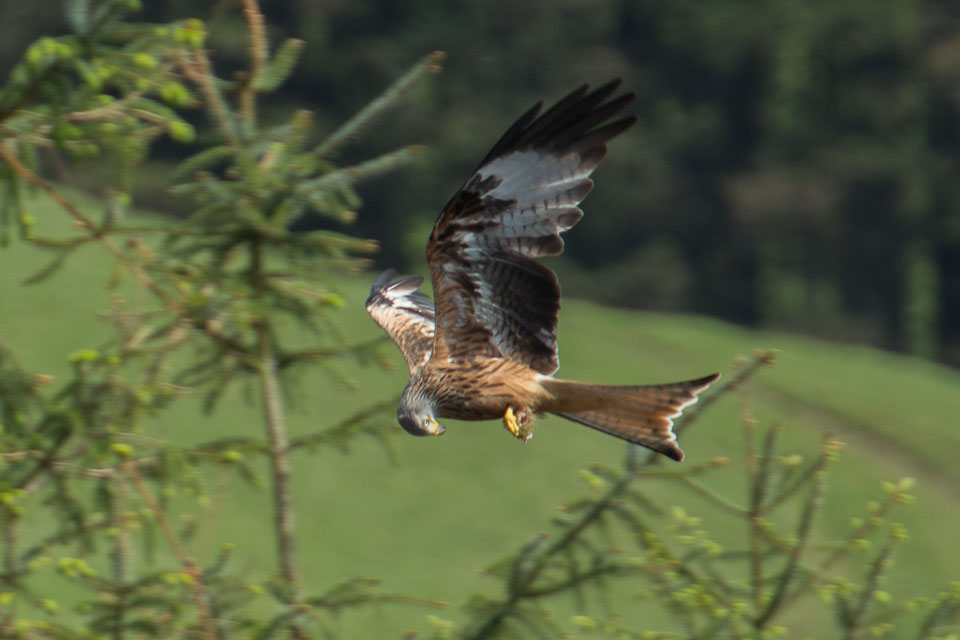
[2,194,959,636]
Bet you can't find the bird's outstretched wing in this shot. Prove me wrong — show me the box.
[365,270,436,374]
[426,79,637,374]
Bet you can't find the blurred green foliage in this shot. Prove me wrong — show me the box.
[0,0,440,636]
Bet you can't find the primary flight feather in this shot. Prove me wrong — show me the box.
[366,79,718,461]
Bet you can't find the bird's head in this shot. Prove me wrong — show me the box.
[397,382,445,437]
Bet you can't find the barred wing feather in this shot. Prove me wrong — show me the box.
[365,270,436,374]
[427,79,637,374]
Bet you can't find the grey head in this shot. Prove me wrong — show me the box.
[397,380,445,436]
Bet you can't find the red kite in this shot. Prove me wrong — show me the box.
[367,80,718,461]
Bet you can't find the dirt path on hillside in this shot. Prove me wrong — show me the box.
[757,385,960,506]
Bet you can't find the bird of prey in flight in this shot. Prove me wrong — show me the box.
[366,79,718,461]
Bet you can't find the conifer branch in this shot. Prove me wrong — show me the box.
[315,50,445,157]
[181,48,239,146]
[123,462,219,640]
[464,352,775,639]
[239,0,268,127]
[754,435,830,629]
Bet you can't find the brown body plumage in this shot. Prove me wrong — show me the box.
[366,80,718,461]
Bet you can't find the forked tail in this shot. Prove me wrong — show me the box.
[541,373,720,461]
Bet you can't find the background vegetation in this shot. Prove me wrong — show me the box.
[4,0,960,365]
[1,1,958,638]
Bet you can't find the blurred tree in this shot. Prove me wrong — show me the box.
[0,0,440,636]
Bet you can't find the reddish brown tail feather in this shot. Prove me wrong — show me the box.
[541,373,720,461]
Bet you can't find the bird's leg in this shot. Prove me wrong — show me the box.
[503,406,521,438]
[503,406,534,443]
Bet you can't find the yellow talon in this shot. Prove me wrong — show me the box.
[504,406,520,438]
[503,406,534,443]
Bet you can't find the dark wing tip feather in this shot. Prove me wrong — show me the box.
[661,442,685,462]
[568,115,638,157]
[479,101,543,165]
[477,79,636,168]
[691,372,722,391]
[370,268,399,293]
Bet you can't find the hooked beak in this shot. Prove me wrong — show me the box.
[426,416,446,436]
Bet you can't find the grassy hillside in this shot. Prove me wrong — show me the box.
[2,195,959,635]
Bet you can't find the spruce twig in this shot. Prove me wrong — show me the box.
[315,50,445,157]
[123,462,219,640]
[463,351,774,639]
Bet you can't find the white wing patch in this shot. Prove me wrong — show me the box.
[467,149,592,253]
